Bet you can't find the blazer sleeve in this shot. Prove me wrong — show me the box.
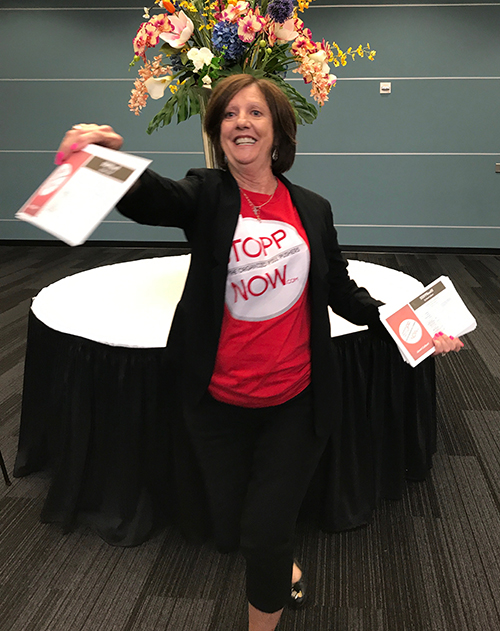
[322,202,384,328]
[115,168,207,237]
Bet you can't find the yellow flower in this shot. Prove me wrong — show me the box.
[180,1,197,12]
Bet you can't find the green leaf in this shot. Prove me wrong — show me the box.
[147,96,177,134]
[269,76,318,125]
[159,43,180,57]
[177,94,189,123]
[176,78,193,124]
[189,91,201,116]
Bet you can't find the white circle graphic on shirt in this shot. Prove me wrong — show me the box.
[226,216,310,321]
[399,319,422,344]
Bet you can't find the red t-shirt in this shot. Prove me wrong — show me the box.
[208,180,311,407]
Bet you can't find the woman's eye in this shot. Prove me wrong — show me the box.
[251,110,261,116]
[224,111,235,118]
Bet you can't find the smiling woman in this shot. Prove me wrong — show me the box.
[52,73,462,631]
[113,75,388,631]
[204,74,297,184]
[220,85,275,188]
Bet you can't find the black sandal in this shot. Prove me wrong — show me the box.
[289,560,307,609]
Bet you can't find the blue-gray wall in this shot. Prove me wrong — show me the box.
[1,0,499,248]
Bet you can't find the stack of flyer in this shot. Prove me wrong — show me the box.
[378,276,476,367]
[16,145,151,246]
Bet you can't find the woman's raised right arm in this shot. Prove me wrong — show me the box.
[54,123,202,230]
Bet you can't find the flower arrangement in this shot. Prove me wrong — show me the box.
[128,0,375,133]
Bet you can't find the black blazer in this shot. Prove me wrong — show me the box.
[117,167,383,437]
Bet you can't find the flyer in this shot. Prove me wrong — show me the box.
[16,144,151,246]
[379,276,477,367]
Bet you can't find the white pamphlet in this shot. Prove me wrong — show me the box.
[16,144,151,246]
[378,275,476,367]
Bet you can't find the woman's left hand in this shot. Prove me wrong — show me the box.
[432,332,464,356]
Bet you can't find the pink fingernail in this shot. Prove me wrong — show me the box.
[71,143,79,151]
[438,331,444,337]
[449,336,454,340]
[54,151,65,165]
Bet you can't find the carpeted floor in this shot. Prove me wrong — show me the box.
[1,245,499,631]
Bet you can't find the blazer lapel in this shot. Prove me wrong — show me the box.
[209,170,241,324]
[279,176,329,282]
[212,169,241,267]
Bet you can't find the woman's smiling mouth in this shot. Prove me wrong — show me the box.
[235,137,257,145]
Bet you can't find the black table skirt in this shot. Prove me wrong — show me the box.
[14,310,436,547]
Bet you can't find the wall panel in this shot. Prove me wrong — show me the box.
[1,2,499,247]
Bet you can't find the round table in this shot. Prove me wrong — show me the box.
[14,257,436,547]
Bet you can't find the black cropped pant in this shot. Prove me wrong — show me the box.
[185,385,329,613]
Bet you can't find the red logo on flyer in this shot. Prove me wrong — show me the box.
[21,151,91,217]
[386,305,434,361]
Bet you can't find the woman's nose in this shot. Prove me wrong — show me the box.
[236,111,250,127]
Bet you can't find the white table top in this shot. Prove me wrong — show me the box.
[31,256,423,349]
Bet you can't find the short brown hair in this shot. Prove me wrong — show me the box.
[204,74,297,174]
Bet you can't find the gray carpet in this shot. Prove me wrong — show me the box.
[1,245,499,631]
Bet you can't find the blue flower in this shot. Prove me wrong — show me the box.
[212,21,246,62]
[267,0,294,24]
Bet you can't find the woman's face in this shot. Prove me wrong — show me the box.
[219,84,274,175]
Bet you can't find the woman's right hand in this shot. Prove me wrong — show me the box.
[54,124,124,165]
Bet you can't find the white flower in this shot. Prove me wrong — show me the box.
[202,75,212,89]
[309,50,330,74]
[144,75,173,100]
[187,47,214,72]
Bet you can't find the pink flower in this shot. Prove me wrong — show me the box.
[294,56,316,84]
[133,13,173,59]
[291,34,316,57]
[160,11,194,48]
[221,1,249,22]
[293,52,337,107]
[129,55,171,114]
[268,17,298,44]
[310,72,336,106]
[238,12,264,44]
[319,39,333,60]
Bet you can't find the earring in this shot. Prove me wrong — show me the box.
[272,147,278,161]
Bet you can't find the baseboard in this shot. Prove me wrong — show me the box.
[0,240,499,256]
[340,245,500,255]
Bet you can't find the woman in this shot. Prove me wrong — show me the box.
[56,74,462,631]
